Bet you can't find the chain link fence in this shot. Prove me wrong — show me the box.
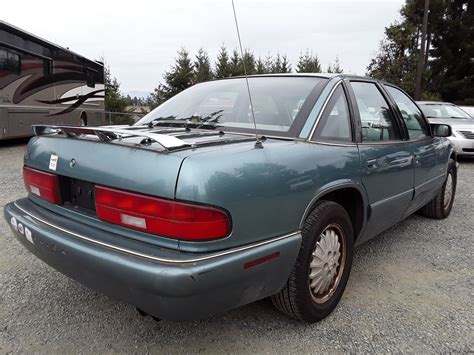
[105,112,147,125]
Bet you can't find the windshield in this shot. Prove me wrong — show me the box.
[136,77,325,135]
[419,103,471,119]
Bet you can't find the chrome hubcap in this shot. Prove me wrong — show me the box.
[309,224,345,304]
[444,173,453,209]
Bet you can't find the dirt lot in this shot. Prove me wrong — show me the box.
[0,140,472,353]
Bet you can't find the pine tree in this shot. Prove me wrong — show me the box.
[214,45,231,78]
[327,55,343,73]
[296,50,321,73]
[240,49,256,75]
[264,54,274,73]
[272,53,291,73]
[229,49,241,76]
[256,57,266,74]
[161,47,194,100]
[103,61,132,124]
[194,48,213,83]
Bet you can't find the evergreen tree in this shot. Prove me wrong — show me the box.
[148,84,165,109]
[256,57,267,74]
[229,49,241,76]
[103,63,128,120]
[214,45,231,78]
[272,53,291,73]
[365,0,461,99]
[429,0,473,103]
[161,47,194,100]
[194,48,213,83]
[240,49,256,75]
[327,55,343,73]
[264,54,274,73]
[296,50,321,73]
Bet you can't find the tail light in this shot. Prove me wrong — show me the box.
[23,166,62,204]
[95,186,231,241]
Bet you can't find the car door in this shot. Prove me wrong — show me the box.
[383,85,446,216]
[347,80,414,243]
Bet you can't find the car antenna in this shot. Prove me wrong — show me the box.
[231,0,263,148]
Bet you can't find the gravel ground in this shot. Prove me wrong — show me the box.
[0,140,472,353]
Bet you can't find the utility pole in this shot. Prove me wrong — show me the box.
[414,0,430,100]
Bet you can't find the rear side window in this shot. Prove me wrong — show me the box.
[351,82,400,142]
[385,86,428,140]
[0,49,21,74]
[313,85,352,142]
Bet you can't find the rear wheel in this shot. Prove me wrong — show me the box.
[272,200,354,322]
[420,159,456,219]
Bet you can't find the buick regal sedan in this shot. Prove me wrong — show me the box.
[4,74,456,322]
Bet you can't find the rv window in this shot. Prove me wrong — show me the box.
[43,60,53,76]
[0,50,20,74]
[86,70,95,88]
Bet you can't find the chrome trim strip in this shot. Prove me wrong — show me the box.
[415,173,446,189]
[306,140,357,148]
[13,202,300,264]
[308,81,342,139]
[371,189,413,208]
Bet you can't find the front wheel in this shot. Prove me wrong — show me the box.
[420,159,457,219]
[272,200,354,322]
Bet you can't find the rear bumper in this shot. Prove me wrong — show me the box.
[4,198,301,321]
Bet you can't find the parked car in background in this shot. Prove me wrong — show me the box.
[459,106,474,118]
[417,101,474,157]
[4,74,456,323]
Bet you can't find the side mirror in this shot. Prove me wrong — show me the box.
[431,123,451,137]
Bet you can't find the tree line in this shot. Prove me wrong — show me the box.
[105,0,472,122]
[367,0,472,104]
[105,47,343,120]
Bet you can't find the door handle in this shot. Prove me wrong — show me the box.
[367,159,378,171]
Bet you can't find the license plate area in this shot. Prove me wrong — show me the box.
[59,176,96,212]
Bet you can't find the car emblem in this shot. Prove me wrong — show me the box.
[70,158,76,168]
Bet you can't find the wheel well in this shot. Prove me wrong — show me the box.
[80,112,87,125]
[450,151,456,162]
[315,188,364,241]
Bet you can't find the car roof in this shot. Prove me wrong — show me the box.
[222,73,375,81]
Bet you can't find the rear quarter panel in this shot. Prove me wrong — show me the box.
[176,140,363,252]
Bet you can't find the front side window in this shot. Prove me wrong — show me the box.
[136,77,326,136]
[351,82,400,142]
[312,85,351,142]
[385,86,428,140]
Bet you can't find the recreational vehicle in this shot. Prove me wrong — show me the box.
[0,21,105,140]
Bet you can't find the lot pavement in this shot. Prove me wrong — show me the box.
[0,140,472,353]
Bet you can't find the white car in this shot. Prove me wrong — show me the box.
[417,101,474,157]
[459,106,474,118]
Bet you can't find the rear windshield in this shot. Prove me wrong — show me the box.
[136,77,326,136]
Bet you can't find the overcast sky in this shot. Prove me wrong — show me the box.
[2,0,404,94]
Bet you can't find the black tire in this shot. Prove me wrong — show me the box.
[420,159,457,219]
[272,200,354,322]
[80,113,87,126]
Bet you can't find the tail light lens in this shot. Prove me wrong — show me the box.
[23,166,62,204]
[95,186,231,241]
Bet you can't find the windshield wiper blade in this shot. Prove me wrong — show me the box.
[196,110,225,129]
